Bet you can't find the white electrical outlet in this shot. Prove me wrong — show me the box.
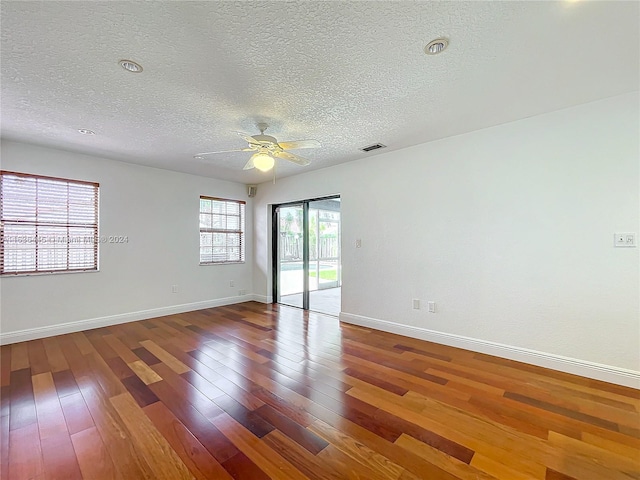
[229,280,235,287]
[428,301,436,313]
[412,299,420,310]
[355,239,362,248]
[171,285,178,294]
[614,233,637,247]
[239,289,247,296]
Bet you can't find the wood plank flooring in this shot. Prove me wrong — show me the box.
[1,302,638,479]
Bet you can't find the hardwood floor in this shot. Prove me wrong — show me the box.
[1,302,639,479]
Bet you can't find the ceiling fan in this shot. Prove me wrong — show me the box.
[194,123,321,172]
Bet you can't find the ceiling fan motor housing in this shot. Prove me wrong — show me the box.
[252,134,278,144]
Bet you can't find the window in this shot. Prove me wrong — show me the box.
[0,171,99,275]
[199,196,245,264]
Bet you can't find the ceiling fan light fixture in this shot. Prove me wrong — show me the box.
[252,152,275,172]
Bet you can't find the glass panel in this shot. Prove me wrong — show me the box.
[2,223,36,272]
[227,233,240,246]
[1,175,37,222]
[212,233,226,246]
[37,225,68,271]
[308,198,341,316]
[200,233,213,247]
[212,214,225,229]
[37,180,68,224]
[211,201,226,214]
[228,247,240,262]
[200,198,211,213]
[226,215,240,230]
[277,205,304,309]
[200,247,213,263]
[200,213,212,228]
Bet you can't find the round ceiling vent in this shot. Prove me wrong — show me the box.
[424,38,449,55]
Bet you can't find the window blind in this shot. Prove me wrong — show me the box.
[199,196,245,264]
[0,171,99,275]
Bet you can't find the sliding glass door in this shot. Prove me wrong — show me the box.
[274,196,341,315]
[308,199,341,314]
[275,204,305,309]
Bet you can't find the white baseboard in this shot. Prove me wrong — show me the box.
[0,295,254,345]
[251,294,273,304]
[339,312,640,389]
[4,301,637,389]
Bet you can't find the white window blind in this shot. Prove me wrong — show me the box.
[0,171,99,275]
[199,196,245,264]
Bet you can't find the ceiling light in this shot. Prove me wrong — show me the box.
[193,155,204,160]
[424,38,449,55]
[119,59,143,73]
[78,129,95,135]
[252,152,275,172]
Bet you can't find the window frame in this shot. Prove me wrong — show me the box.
[199,195,245,265]
[0,170,100,276]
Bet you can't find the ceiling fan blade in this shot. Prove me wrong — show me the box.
[195,148,253,156]
[243,156,256,170]
[275,151,311,166]
[278,139,321,150]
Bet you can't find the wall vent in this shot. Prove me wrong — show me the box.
[360,143,386,152]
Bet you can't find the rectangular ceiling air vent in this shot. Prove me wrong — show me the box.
[360,143,387,152]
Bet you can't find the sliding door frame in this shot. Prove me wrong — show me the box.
[272,195,340,310]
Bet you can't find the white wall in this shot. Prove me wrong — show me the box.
[0,141,253,341]
[253,92,640,384]
[1,93,637,386]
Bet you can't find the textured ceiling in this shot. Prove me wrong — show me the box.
[1,1,638,184]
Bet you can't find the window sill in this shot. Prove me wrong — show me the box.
[1,269,99,277]
[199,262,245,266]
